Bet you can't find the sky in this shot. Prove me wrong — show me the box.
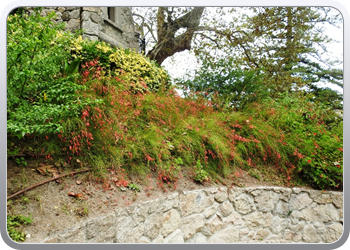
[161,6,344,94]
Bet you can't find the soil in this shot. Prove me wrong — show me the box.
[6,158,315,243]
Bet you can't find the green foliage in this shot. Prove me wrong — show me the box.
[174,157,183,165]
[308,84,343,110]
[245,91,343,189]
[193,160,209,183]
[192,7,343,93]
[70,37,169,93]
[7,214,33,242]
[176,56,269,110]
[6,8,342,191]
[127,183,140,192]
[7,9,99,138]
[62,57,82,77]
[15,157,27,167]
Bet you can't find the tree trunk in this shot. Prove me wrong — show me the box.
[146,7,205,65]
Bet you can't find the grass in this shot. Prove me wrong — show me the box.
[8,82,343,191]
[6,36,342,192]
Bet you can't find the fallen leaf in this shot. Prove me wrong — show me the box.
[76,180,82,185]
[52,172,61,184]
[68,192,83,198]
[54,162,61,167]
[37,164,57,176]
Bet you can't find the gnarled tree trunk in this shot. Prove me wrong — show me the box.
[146,7,205,65]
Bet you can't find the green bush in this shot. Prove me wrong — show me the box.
[7,9,99,138]
[176,57,270,110]
[193,160,209,183]
[70,37,170,93]
[247,92,343,189]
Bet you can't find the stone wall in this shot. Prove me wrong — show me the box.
[40,187,343,244]
[31,7,140,51]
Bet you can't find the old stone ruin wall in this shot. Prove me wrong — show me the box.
[32,7,140,51]
[40,187,343,244]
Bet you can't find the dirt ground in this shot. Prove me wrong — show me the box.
[6,158,314,243]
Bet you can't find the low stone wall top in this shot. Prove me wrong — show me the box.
[40,186,343,244]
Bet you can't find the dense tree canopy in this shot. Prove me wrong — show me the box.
[133,7,343,100]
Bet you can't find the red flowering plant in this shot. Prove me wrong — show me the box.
[248,92,343,190]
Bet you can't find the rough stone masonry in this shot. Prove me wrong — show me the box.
[29,7,140,51]
[38,186,343,243]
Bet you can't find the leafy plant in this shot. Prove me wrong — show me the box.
[176,56,269,110]
[70,36,170,93]
[15,157,27,167]
[127,183,140,192]
[7,214,33,242]
[174,157,183,165]
[7,8,99,138]
[245,91,343,189]
[6,8,342,191]
[193,160,209,183]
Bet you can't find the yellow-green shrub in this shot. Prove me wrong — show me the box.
[70,36,169,92]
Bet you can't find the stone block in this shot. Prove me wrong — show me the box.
[224,210,244,226]
[301,203,339,223]
[162,209,181,237]
[151,235,164,243]
[214,188,228,203]
[207,225,240,243]
[302,224,321,243]
[275,200,290,217]
[186,233,207,243]
[254,229,271,240]
[244,212,265,229]
[138,236,151,243]
[201,214,225,236]
[91,13,102,24]
[82,21,100,36]
[83,7,100,13]
[322,222,343,243]
[203,203,219,218]
[270,216,290,234]
[254,190,279,212]
[115,216,136,243]
[164,229,184,243]
[179,191,209,217]
[57,225,85,243]
[126,223,145,243]
[70,9,80,19]
[144,213,163,240]
[62,12,70,21]
[66,19,80,31]
[129,205,148,225]
[219,200,233,217]
[308,190,333,204]
[290,192,313,210]
[332,192,343,209]
[228,188,244,202]
[157,195,178,213]
[181,214,205,240]
[232,193,255,215]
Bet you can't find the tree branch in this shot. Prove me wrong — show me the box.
[7,169,91,200]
